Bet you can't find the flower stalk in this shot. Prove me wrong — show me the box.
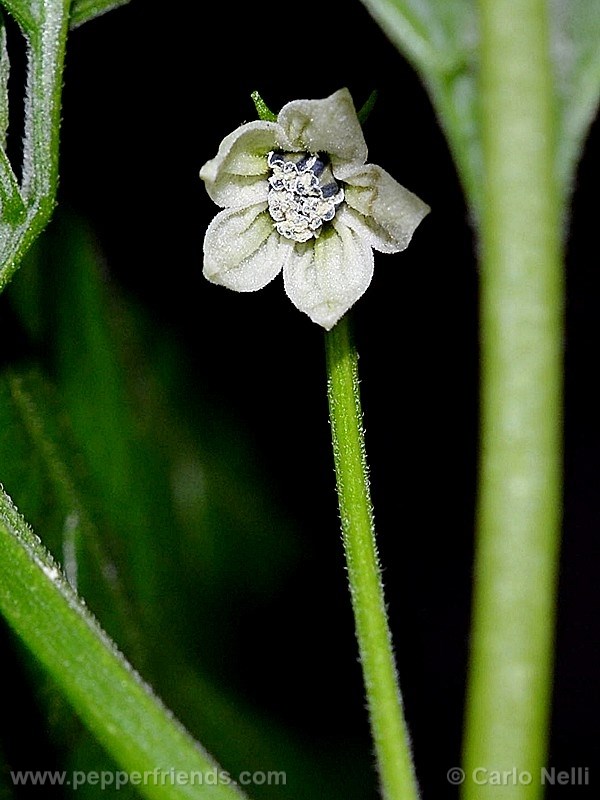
[325,315,418,800]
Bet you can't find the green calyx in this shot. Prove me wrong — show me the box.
[250,90,277,122]
[250,89,377,126]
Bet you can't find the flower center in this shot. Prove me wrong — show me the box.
[266,151,345,243]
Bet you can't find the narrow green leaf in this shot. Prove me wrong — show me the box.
[0,369,146,663]
[69,0,131,29]
[0,371,147,797]
[48,219,188,640]
[0,0,36,34]
[0,487,248,800]
[0,364,339,800]
[9,220,168,634]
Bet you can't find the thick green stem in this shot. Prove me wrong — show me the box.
[325,316,418,800]
[462,1,562,798]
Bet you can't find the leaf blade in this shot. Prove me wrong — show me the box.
[359,0,600,211]
[0,487,248,800]
[69,0,131,29]
[551,0,600,195]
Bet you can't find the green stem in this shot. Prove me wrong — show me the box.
[0,0,70,289]
[325,315,418,800]
[463,1,562,798]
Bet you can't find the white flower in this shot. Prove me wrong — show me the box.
[200,88,430,330]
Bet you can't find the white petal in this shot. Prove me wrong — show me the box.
[341,164,430,252]
[203,204,290,292]
[200,121,284,208]
[283,221,374,330]
[278,89,367,179]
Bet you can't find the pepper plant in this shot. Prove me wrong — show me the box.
[0,1,598,800]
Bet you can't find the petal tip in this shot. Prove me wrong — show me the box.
[293,302,348,331]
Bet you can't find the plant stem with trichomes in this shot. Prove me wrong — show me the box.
[463,0,563,797]
[325,315,418,800]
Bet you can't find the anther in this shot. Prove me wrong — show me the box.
[266,151,344,243]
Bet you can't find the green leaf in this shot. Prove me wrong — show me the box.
[69,0,132,29]
[0,0,35,33]
[0,366,181,785]
[0,487,248,800]
[11,214,303,657]
[551,0,600,197]
[0,369,146,663]
[0,363,346,800]
[359,0,600,211]
[6,218,334,799]
[12,221,178,642]
[358,0,483,210]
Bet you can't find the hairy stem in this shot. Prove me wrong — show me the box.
[325,316,418,800]
[0,0,70,288]
[462,0,563,797]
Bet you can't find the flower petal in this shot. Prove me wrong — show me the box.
[200,121,284,208]
[341,164,430,252]
[283,221,374,330]
[203,204,290,291]
[277,89,367,179]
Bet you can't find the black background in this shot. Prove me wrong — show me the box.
[2,0,599,797]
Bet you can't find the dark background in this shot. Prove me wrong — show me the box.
[2,0,599,797]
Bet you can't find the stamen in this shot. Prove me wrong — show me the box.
[266,151,345,243]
